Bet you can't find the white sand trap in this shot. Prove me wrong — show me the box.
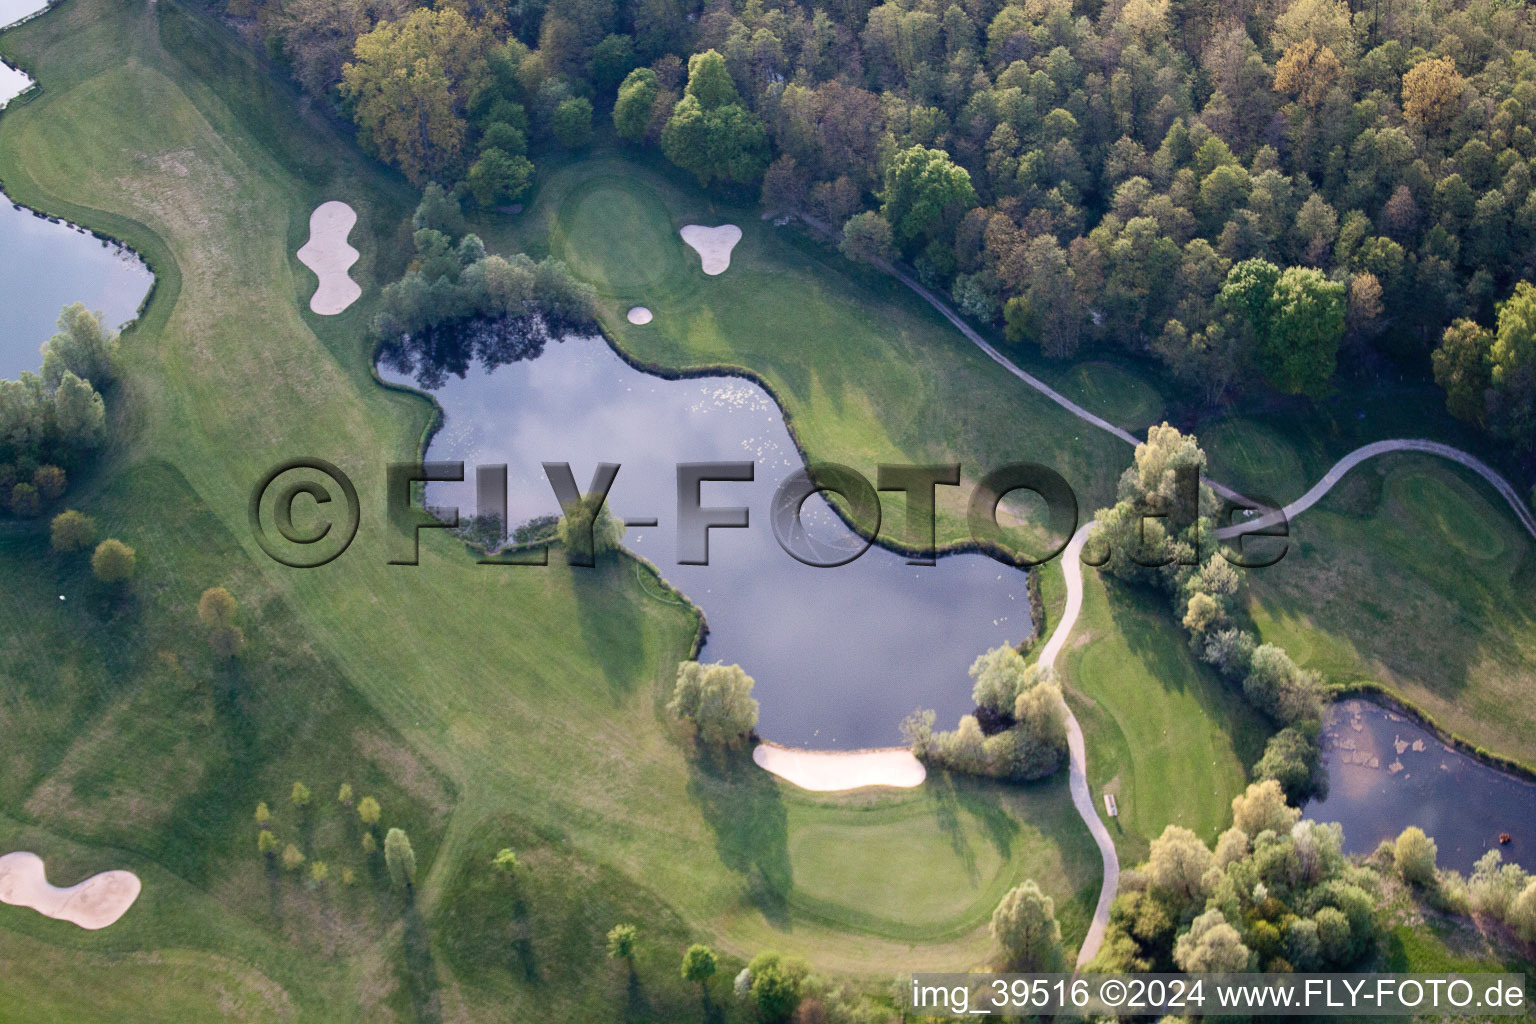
[0,852,141,929]
[680,224,742,275]
[627,306,653,325]
[296,200,361,315]
[753,742,926,792]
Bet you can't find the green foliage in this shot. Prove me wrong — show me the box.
[1253,726,1323,802]
[588,33,636,94]
[357,795,381,825]
[90,538,135,582]
[879,145,976,252]
[339,8,491,184]
[384,827,417,887]
[41,303,117,388]
[551,96,594,149]
[605,922,637,961]
[1221,261,1343,398]
[613,68,659,141]
[290,780,311,808]
[667,661,759,747]
[1264,267,1345,398]
[1103,787,1383,976]
[492,847,519,872]
[680,943,716,985]
[554,493,625,557]
[374,193,597,343]
[681,49,737,109]
[990,880,1066,971]
[746,951,807,1023]
[839,211,893,264]
[466,148,535,208]
[1394,826,1439,886]
[661,95,770,187]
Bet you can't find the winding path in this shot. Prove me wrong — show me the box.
[1212,438,1536,542]
[882,253,1536,969]
[1037,525,1119,968]
[770,221,1536,967]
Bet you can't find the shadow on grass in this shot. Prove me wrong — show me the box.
[684,746,792,927]
[572,557,648,701]
[400,892,444,1024]
[508,880,540,984]
[929,771,1028,887]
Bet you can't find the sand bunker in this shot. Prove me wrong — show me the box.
[627,306,653,325]
[296,200,361,315]
[753,743,926,792]
[0,852,141,929]
[680,224,742,275]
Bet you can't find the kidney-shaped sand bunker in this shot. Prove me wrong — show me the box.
[0,851,141,929]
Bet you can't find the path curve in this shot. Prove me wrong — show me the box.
[772,220,1536,968]
[883,255,1536,532]
[1213,438,1536,542]
[1037,525,1119,968]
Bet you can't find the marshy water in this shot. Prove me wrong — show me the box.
[1308,698,1536,872]
[380,331,1033,748]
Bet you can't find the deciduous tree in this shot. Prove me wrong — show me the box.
[990,880,1066,971]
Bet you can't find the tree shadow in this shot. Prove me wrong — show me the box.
[926,771,978,880]
[399,893,444,1024]
[571,557,647,700]
[623,969,651,1023]
[508,881,539,984]
[684,746,793,927]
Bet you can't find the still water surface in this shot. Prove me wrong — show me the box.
[1308,698,1536,873]
[380,332,1032,749]
[0,198,153,380]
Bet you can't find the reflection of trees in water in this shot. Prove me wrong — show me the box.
[379,313,586,389]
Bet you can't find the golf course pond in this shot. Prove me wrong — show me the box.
[379,331,1033,749]
[0,193,152,380]
[1308,697,1536,873]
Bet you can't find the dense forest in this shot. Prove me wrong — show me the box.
[242,0,1536,448]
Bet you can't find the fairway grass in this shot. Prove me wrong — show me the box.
[1244,455,1536,767]
[1052,567,1268,865]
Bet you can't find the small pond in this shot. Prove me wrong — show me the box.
[0,195,153,380]
[1308,697,1536,873]
[380,332,1032,749]
[1,0,44,107]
